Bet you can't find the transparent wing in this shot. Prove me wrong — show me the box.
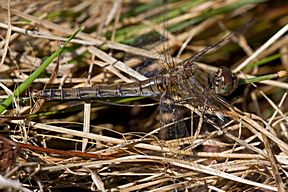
[124,32,165,78]
[159,91,189,140]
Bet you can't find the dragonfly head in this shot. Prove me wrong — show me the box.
[209,66,238,96]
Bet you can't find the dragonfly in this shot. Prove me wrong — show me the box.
[34,31,239,141]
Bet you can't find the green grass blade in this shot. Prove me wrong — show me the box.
[238,71,288,85]
[243,53,282,70]
[0,27,83,114]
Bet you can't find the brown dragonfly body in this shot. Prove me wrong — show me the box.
[37,61,237,101]
[35,56,237,140]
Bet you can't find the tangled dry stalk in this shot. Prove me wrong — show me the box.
[0,0,287,191]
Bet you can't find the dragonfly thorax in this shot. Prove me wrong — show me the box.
[209,66,238,96]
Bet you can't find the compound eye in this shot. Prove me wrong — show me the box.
[213,66,238,96]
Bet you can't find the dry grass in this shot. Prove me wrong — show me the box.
[0,0,288,191]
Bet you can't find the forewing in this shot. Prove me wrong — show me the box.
[174,64,231,121]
